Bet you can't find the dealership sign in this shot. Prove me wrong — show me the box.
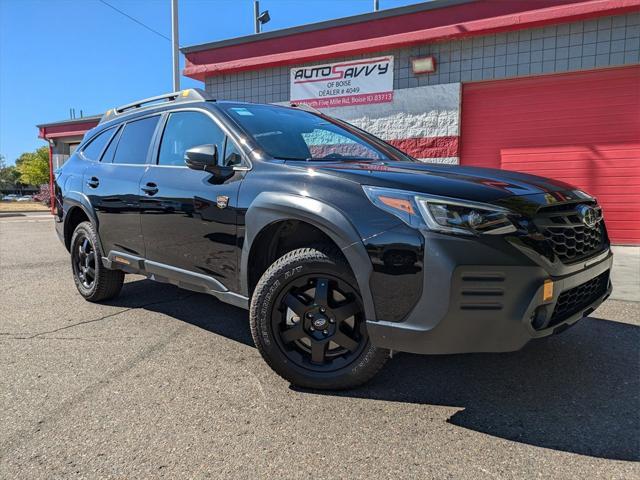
[290,56,394,108]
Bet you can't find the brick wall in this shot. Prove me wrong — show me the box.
[205,13,640,103]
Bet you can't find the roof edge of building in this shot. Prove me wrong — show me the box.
[180,0,475,54]
[38,116,101,141]
[36,115,102,129]
[182,0,640,81]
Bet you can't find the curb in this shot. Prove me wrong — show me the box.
[0,211,52,217]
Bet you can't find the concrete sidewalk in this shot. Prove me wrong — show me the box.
[611,246,640,302]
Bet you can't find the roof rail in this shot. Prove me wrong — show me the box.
[100,88,214,124]
[289,102,323,115]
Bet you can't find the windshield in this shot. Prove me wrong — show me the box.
[219,103,398,161]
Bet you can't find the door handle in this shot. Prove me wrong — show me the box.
[86,177,99,189]
[141,182,159,196]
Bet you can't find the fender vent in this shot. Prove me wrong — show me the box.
[458,272,505,310]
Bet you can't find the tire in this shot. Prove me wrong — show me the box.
[70,221,124,302]
[250,246,388,390]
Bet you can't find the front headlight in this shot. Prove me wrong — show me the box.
[362,185,517,236]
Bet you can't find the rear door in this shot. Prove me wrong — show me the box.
[139,109,246,290]
[83,115,161,256]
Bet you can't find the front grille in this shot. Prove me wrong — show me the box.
[543,223,604,263]
[534,203,606,264]
[548,271,609,328]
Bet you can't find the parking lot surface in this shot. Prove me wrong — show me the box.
[1,214,638,479]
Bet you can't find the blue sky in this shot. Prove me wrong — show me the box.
[0,0,422,164]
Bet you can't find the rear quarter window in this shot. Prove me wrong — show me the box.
[100,126,122,163]
[81,128,116,161]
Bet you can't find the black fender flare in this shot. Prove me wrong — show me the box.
[61,192,104,253]
[242,192,377,321]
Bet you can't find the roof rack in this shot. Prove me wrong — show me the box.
[100,88,214,124]
[289,102,323,115]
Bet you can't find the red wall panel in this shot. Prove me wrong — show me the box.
[461,66,640,244]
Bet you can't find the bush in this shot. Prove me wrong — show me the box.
[33,184,51,207]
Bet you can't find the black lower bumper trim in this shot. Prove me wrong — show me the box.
[367,250,613,355]
[545,271,610,330]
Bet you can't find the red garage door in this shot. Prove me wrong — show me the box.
[461,66,640,244]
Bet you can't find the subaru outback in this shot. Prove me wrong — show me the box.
[54,89,613,389]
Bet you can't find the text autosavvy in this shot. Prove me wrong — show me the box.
[293,59,391,83]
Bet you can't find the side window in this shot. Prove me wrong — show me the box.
[81,128,115,161]
[158,111,225,166]
[112,116,160,165]
[100,126,122,163]
[222,137,243,167]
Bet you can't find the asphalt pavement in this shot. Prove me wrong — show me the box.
[1,213,638,479]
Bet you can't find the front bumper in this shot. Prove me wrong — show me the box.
[367,233,613,355]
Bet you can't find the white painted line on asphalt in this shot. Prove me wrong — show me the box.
[0,219,52,223]
[0,213,51,216]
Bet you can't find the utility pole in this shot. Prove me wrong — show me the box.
[254,1,270,33]
[171,0,180,91]
[374,0,379,11]
[254,1,260,34]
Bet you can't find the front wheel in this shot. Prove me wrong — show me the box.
[70,221,124,302]
[250,247,388,390]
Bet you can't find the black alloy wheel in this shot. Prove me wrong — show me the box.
[272,274,366,371]
[73,234,97,290]
[70,221,124,302]
[250,247,389,390]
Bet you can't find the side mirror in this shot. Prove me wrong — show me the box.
[184,144,234,180]
[185,144,218,171]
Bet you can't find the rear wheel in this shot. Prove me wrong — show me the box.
[250,247,388,390]
[70,221,124,302]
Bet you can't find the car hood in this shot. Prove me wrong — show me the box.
[296,160,583,209]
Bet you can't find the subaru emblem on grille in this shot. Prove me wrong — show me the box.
[576,204,598,228]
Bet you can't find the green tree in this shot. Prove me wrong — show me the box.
[15,146,50,186]
[0,155,21,190]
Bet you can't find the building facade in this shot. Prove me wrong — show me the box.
[35,1,640,243]
[182,0,640,244]
[37,116,101,170]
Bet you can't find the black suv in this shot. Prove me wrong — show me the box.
[54,89,613,389]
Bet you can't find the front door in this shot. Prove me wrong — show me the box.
[139,110,245,291]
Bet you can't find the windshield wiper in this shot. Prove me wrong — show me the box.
[276,156,383,162]
[306,157,381,162]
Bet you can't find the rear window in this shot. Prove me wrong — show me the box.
[81,128,115,161]
[112,116,160,165]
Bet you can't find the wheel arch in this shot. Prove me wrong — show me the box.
[62,194,101,253]
[242,192,376,320]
